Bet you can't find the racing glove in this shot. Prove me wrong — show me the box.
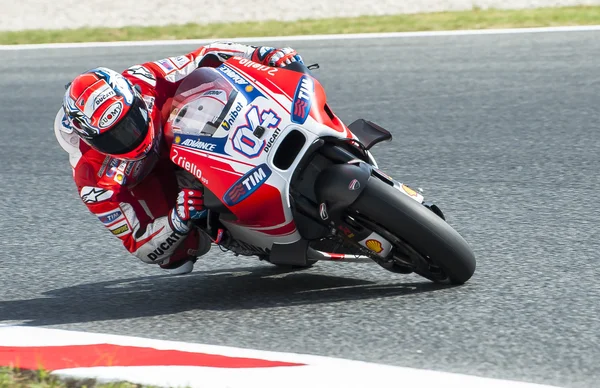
[169,189,207,234]
[254,47,304,68]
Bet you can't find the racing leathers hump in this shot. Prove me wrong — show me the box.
[53,42,270,266]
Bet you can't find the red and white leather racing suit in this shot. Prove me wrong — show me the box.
[53,42,283,267]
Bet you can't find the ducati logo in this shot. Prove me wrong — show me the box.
[319,203,328,220]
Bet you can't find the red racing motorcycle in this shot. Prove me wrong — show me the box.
[164,58,476,284]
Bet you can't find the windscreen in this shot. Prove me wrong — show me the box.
[169,67,239,137]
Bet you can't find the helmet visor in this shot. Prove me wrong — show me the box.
[88,96,150,156]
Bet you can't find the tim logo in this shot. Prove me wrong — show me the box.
[98,209,123,224]
[223,163,272,206]
[291,75,314,124]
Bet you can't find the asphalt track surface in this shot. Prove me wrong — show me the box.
[1,32,599,388]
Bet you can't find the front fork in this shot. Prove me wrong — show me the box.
[299,144,444,261]
[322,211,394,259]
[316,162,441,260]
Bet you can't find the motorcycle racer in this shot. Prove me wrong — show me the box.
[53,42,304,275]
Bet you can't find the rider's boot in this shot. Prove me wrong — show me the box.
[159,229,212,275]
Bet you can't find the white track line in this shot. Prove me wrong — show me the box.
[0,326,559,388]
[1,25,600,51]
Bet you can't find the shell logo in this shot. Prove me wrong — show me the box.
[175,136,181,144]
[365,239,383,253]
[402,184,418,197]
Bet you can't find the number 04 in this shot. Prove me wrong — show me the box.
[231,126,264,158]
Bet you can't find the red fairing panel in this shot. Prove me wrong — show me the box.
[228,184,286,227]
[170,144,286,228]
[227,58,352,136]
[170,145,241,197]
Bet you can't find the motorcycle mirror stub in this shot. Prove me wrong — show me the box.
[253,125,265,138]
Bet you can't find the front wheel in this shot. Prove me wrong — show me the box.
[350,177,476,284]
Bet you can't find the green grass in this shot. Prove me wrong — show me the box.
[1,6,600,45]
[0,368,149,388]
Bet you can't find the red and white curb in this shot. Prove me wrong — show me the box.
[0,326,558,388]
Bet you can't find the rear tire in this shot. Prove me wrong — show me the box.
[351,177,476,284]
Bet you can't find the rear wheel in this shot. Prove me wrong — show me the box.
[350,177,476,284]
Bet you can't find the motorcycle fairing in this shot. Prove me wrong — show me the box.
[165,59,387,250]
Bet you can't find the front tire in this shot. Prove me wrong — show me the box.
[351,177,476,284]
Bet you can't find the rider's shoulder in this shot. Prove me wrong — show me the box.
[73,155,128,199]
[122,64,157,88]
[72,152,111,185]
[74,159,122,205]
